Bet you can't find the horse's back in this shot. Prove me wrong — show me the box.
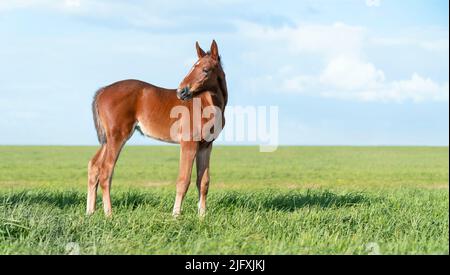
[99,79,176,101]
[101,79,151,97]
[97,79,168,109]
[94,79,179,142]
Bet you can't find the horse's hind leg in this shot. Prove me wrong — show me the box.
[87,145,106,215]
[98,125,134,216]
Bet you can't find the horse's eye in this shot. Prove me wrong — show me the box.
[202,68,209,73]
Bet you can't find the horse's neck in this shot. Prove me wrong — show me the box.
[199,92,216,107]
[218,75,228,107]
[201,89,225,111]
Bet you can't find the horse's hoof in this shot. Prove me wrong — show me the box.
[172,212,181,219]
[86,210,95,216]
[198,210,206,219]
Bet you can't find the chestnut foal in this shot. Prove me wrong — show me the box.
[87,40,227,217]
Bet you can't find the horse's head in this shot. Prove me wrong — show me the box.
[177,40,226,101]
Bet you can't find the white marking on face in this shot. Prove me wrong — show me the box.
[187,60,201,75]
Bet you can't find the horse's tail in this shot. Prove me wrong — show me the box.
[92,88,107,145]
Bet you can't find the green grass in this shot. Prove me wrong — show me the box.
[0,146,448,254]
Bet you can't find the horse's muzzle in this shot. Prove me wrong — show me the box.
[177,87,193,101]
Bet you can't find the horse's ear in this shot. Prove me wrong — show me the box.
[210,40,219,61]
[196,41,206,59]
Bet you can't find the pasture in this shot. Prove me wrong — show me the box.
[0,146,448,254]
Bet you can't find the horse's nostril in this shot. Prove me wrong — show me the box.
[177,86,191,100]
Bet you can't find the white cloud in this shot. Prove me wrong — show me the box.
[383,74,449,102]
[282,75,315,93]
[0,0,80,11]
[284,63,449,103]
[0,0,41,11]
[365,0,381,7]
[240,20,448,103]
[2,3,447,104]
[64,0,81,8]
[372,36,449,54]
[340,73,448,103]
[271,53,448,102]
[420,39,450,53]
[238,21,366,58]
[319,56,385,90]
[0,0,174,28]
[371,37,414,46]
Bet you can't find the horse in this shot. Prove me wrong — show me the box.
[87,40,228,217]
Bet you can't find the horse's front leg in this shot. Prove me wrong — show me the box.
[196,142,212,217]
[172,141,198,217]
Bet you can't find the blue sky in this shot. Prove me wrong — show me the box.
[0,0,448,145]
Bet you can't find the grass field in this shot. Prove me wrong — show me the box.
[0,146,448,254]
